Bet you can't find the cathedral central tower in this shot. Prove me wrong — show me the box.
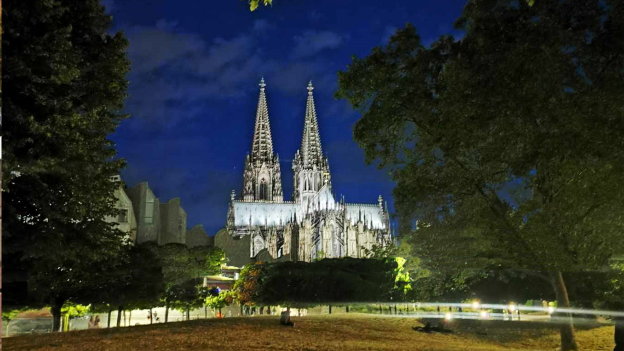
[242,78,283,202]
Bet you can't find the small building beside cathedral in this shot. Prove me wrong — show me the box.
[218,79,391,264]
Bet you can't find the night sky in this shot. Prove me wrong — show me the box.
[106,0,466,234]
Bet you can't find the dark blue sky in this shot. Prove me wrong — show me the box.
[106,0,466,234]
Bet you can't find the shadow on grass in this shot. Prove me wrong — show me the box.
[419,317,606,345]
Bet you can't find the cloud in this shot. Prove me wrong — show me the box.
[271,61,338,97]
[124,22,347,126]
[291,30,344,58]
[124,20,275,127]
[272,62,322,94]
[251,19,271,32]
[126,26,205,74]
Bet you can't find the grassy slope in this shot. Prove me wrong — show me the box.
[4,314,615,351]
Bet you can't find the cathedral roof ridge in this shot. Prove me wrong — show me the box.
[344,202,380,207]
[232,199,296,205]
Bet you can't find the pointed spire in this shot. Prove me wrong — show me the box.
[251,77,274,163]
[300,81,324,168]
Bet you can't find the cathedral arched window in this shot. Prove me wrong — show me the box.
[259,179,268,200]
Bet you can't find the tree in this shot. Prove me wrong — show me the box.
[236,258,398,308]
[596,263,624,350]
[248,0,272,11]
[235,263,265,307]
[363,245,413,300]
[3,0,130,331]
[154,244,224,321]
[163,278,203,322]
[60,303,90,332]
[97,243,164,327]
[157,244,225,286]
[189,246,227,277]
[336,1,624,350]
[205,290,236,316]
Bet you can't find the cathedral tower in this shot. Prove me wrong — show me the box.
[292,81,331,203]
[242,78,283,202]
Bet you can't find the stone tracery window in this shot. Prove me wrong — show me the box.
[145,199,154,224]
[118,208,128,223]
[253,236,265,257]
[259,178,268,200]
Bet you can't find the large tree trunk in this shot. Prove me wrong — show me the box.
[328,305,332,314]
[116,306,123,328]
[128,311,132,325]
[615,317,624,351]
[550,271,578,351]
[165,303,169,323]
[50,299,64,332]
[186,308,190,321]
[107,309,112,328]
[150,308,153,325]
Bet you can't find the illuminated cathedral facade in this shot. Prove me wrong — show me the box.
[224,79,391,263]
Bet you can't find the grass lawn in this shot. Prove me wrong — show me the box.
[3,314,615,351]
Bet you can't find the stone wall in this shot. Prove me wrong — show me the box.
[126,182,161,244]
[159,197,187,245]
[215,228,251,267]
[105,177,138,242]
[120,180,215,250]
[186,224,212,248]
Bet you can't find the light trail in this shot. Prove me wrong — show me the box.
[411,302,624,318]
[315,301,624,321]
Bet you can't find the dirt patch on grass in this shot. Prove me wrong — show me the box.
[3,314,615,351]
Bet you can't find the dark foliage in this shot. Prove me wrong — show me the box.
[3,0,130,330]
[237,258,398,307]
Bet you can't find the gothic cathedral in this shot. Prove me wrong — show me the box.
[224,79,391,263]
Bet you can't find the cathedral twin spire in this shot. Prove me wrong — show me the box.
[243,78,282,202]
[250,78,275,163]
[300,81,325,169]
[242,78,329,203]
